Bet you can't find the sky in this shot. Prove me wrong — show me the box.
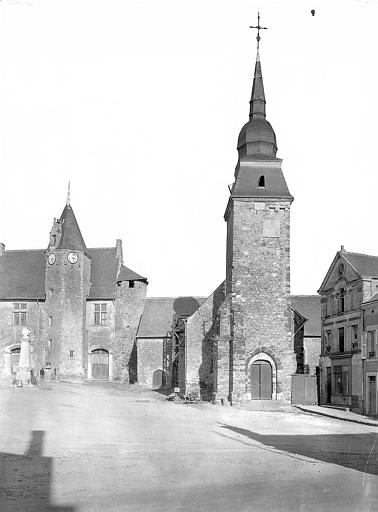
[0,0,377,298]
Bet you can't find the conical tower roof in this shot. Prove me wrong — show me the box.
[58,204,86,251]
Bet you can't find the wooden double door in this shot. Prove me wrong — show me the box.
[251,360,272,400]
[91,349,109,380]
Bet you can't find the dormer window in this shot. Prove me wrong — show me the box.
[258,175,265,188]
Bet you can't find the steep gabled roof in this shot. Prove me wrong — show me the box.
[117,265,147,284]
[86,247,119,299]
[319,249,378,294]
[342,252,378,278]
[291,295,321,337]
[58,205,86,251]
[0,250,46,300]
[137,297,207,338]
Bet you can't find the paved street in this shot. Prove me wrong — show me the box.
[0,382,377,512]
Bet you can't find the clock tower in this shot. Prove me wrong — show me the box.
[224,43,296,403]
[45,197,91,379]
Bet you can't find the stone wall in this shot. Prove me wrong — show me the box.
[137,338,165,388]
[184,282,225,400]
[115,280,147,382]
[303,337,321,375]
[45,249,91,379]
[227,199,295,402]
[0,301,44,378]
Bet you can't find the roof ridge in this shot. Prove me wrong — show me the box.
[344,251,378,259]
[1,249,46,253]
[87,246,116,250]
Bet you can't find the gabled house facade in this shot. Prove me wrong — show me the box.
[319,247,378,415]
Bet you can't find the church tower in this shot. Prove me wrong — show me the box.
[45,190,91,379]
[225,26,295,402]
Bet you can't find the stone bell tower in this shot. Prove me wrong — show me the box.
[45,189,91,379]
[225,33,296,402]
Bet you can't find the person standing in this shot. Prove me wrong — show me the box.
[40,367,45,381]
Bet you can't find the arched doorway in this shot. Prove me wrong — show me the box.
[152,369,164,389]
[251,360,272,400]
[91,349,109,380]
[10,347,21,376]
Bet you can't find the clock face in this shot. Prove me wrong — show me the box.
[48,253,56,265]
[67,252,78,264]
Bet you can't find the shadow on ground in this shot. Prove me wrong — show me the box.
[218,424,378,476]
[0,430,74,512]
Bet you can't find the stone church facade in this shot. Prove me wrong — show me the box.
[180,50,319,404]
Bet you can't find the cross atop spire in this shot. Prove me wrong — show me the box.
[66,181,71,206]
[250,12,267,51]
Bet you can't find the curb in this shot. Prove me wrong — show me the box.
[295,405,378,427]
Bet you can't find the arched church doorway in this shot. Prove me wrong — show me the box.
[91,349,109,380]
[251,360,272,400]
[10,347,21,376]
[152,369,164,389]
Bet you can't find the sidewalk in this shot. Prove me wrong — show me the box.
[295,404,378,427]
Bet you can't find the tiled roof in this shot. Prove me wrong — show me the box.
[87,247,119,299]
[0,246,146,300]
[0,250,46,299]
[58,205,86,251]
[291,295,321,337]
[231,159,293,200]
[137,296,206,338]
[342,251,378,278]
[117,265,147,283]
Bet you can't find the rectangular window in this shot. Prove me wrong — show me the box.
[338,327,345,352]
[69,350,74,358]
[129,281,135,288]
[352,325,358,350]
[13,303,27,326]
[339,289,345,313]
[48,316,53,327]
[94,303,107,325]
[368,331,376,358]
[324,330,332,353]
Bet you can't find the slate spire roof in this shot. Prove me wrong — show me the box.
[58,204,86,251]
[249,50,266,119]
[237,48,278,158]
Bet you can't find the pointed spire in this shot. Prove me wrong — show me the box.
[249,50,266,119]
[66,181,71,206]
[58,199,86,252]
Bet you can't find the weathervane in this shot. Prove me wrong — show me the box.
[250,12,267,51]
